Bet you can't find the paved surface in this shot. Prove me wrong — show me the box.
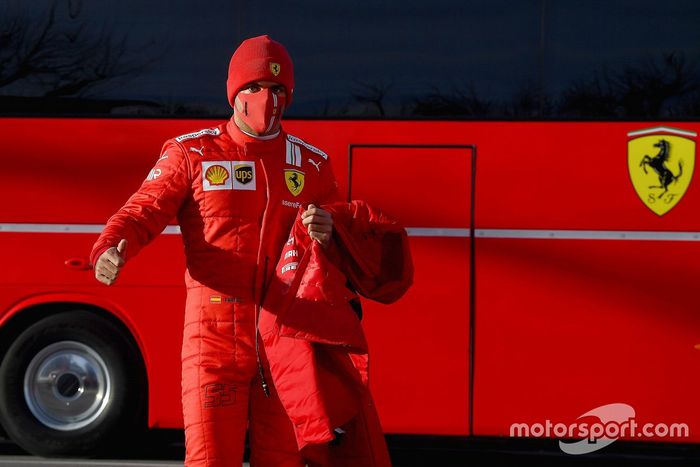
[0,460,195,467]
[1,433,699,466]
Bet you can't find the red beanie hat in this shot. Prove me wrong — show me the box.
[226,35,295,108]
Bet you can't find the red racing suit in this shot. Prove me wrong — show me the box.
[90,119,341,467]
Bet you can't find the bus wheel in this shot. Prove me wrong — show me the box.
[0,310,146,457]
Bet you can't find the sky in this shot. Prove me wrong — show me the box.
[2,0,699,116]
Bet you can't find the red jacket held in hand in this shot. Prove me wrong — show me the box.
[259,200,413,466]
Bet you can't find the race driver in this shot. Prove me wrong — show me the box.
[91,35,342,466]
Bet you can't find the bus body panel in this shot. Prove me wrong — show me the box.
[1,118,698,442]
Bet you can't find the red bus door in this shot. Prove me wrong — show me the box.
[348,144,476,436]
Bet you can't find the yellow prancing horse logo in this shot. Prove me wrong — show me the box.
[284,169,304,196]
[270,62,281,76]
[628,127,696,216]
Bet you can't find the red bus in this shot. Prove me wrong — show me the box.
[1,0,699,458]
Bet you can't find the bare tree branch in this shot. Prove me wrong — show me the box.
[411,84,492,117]
[351,80,392,116]
[559,51,699,117]
[0,0,160,99]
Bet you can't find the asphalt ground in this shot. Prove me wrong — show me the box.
[0,460,188,467]
[1,432,700,466]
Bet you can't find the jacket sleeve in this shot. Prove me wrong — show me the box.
[316,155,342,204]
[90,141,191,266]
[329,201,414,304]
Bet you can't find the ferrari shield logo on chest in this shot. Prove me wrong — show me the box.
[627,127,696,216]
[284,169,305,196]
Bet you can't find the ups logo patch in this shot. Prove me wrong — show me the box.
[234,165,254,185]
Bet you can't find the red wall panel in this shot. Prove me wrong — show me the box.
[1,117,699,443]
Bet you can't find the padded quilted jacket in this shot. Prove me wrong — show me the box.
[259,200,413,466]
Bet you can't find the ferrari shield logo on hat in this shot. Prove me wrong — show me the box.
[270,62,281,76]
[284,169,304,196]
[627,126,696,216]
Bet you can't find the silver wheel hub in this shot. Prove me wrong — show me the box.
[24,341,111,431]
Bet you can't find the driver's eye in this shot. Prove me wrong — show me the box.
[272,86,285,94]
[247,85,261,92]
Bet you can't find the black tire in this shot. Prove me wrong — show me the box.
[0,310,146,457]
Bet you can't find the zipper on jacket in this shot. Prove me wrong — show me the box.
[254,157,271,397]
[255,255,270,397]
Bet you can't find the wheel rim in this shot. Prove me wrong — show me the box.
[24,341,111,431]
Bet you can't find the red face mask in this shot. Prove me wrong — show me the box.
[235,88,286,135]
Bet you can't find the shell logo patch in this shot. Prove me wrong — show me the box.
[203,162,232,191]
[627,126,696,216]
[270,62,281,76]
[285,169,305,196]
[205,165,229,186]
